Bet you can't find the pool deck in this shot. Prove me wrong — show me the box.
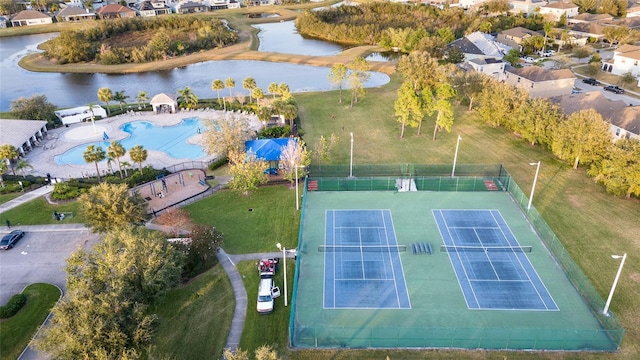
[24,109,261,179]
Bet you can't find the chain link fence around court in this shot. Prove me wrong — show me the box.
[307,164,510,192]
[289,165,624,350]
[506,176,625,347]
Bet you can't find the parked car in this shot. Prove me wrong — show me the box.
[0,230,25,250]
[256,277,278,314]
[604,85,625,94]
[538,50,556,57]
[521,56,536,63]
[582,78,600,86]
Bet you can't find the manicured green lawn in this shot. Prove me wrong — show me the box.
[0,198,84,225]
[0,283,61,360]
[185,185,299,254]
[0,193,21,205]
[147,263,234,360]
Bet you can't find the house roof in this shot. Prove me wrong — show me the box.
[505,66,575,82]
[11,10,51,21]
[542,1,578,9]
[550,91,640,135]
[96,4,136,15]
[451,32,509,57]
[181,1,208,8]
[0,119,48,149]
[614,44,640,61]
[57,6,94,17]
[149,93,177,105]
[569,22,604,36]
[499,27,540,39]
[468,57,505,65]
[245,138,295,162]
[570,13,613,22]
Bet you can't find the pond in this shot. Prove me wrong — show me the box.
[254,20,344,56]
[0,34,390,111]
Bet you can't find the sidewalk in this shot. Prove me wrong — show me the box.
[0,185,54,214]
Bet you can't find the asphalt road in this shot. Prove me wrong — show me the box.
[0,224,99,305]
[573,79,640,106]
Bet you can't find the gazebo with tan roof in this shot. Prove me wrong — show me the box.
[150,93,178,114]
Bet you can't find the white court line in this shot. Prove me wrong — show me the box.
[474,228,501,280]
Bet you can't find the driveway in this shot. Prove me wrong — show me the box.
[0,224,99,305]
[572,79,640,106]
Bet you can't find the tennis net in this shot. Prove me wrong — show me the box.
[318,245,407,253]
[440,245,532,253]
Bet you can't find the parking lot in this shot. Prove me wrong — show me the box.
[0,224,100,305]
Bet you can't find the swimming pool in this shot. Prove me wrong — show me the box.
[55,118,207,165]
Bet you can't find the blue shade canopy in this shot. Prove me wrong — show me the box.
[245,138,295,161]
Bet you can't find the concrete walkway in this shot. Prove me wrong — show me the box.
[0,185,54,214]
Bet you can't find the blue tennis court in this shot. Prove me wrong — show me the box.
[323,210,411,309]
[433,209,559,311]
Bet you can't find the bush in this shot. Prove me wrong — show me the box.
[125,166,170,187]
[0,293,27,319]
[258,125,291,139]
[0,182,25,194]
[51,182,84,200]
[208,157,228,171]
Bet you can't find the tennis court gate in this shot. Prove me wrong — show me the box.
[306,164,510,192]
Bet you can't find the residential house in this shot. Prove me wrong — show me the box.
[448,32,511,61]
[503,65,576,98]
[567,13,613,25]
[176,1,209,14]
[425,0,461,8]
[601,44,640,83]
[551,91,640,140]
[496,27,541,52]
[508,0,548,16]
[137,1,171,17]
[550,28,588,48]
[464,57,507,80]
[627,2,640,18]
[56,6,96,22]
[10,10,53,26]
[539,1,579,21]
[96,4,137,19]
[459,0,489,8]
[568,22,605,42]
[209,0,241,10]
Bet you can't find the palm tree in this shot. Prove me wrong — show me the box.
[211,79,225,110]
[120,161,132,177]
[97,87,114,116]
[243,77,257,103]
[114,90,129,111]
[178,86,199,109]
[0,144,19,176]
[16,159,33,177]
[136,91,148,110]
[542,22,556,51]
[129,145,148,175]
[0,161,7,187]
[83,145,106,182]
[281,103,298,130]
[268,82,279,99]
[225,77,235,99]
[252,87,264,108]
[107,141,126,179]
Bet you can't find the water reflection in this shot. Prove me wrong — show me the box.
[255,21,344,56]
[0,33,390,111]
[366,51,404,62]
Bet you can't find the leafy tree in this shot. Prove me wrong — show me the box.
[177,86,198,109]
[552,109,612,169]
[78,183,147,233]
[598,0,620,16]
[97,87,114,116]
[114,90,129,111]
[279,138,311,186]
[431,83,456,141]
[397,51,439,91]
[36,226,182,359]
[10,95,57,125]
[187,224,224,264]
[314,134,338,170]
[394,81,424,138]
[201,115,254,157]
[619,72,636,87]
[107,141,126,179]
[135,91,148,109]
[0,161,7,187]
[588,139,640,198]
[243,77,257,103]
[41,30,95,64]
[573,0,597,12]
[83,145,106,182]
[156,207,194,237]
[347,57,371,108]
[503,48,521,66]
[212,79,225,109]
[0,144,19,176]
[516,98,561,147]
[129,145,148,174]
[451,71,485,111]
[603,25,629,48]
[223,345,280,360]
[477,80,527,128]
[227,150,269,196]
[225,77,236,99]
[444,46,465,64]
[328,63,348,103]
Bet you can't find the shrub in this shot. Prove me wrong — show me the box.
[258,125,291,138]
[208,157,228,171]
[0,293,27,318]
[51,182,84,200]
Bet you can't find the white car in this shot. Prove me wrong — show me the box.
[256,277,277,314]
[521,56,536,63]
[538,50,556,57]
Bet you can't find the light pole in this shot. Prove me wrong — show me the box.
[294,165,305,211]
[603,253,627,316]
[276,243,288,306]
[349,132,354,178]
[451,135,462,177]
[527,161,541,211]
